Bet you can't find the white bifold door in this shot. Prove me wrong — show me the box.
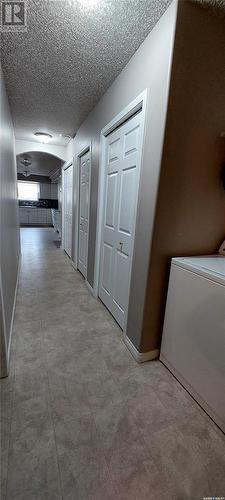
[63,164,73,258]
[78,150,90,278]
[99,110,144,329]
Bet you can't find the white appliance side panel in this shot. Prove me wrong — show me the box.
[172,256,225,285]
[160,264,225,432]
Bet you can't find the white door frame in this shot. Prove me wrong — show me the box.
[62,158,74,256]
[93,90,148,328]
[74,144,92,276]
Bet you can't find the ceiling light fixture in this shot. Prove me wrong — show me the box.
[22,169,31,178]
[76,0,100,9]
[34,132,52,144]
[59,134,71,139]
[21,158,31,167]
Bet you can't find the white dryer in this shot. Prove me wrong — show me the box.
[160,255,225,433]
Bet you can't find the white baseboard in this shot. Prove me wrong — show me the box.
[85,280,97,298]
[123,334,159,363]
[70,261,97,299]
[70,260,77,271]
[7,253,21,367]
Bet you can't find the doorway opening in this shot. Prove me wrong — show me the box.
[17,151,63,244]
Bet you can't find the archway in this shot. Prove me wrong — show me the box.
[15,139,67,162]
[17,150,63,236]
[16,151,63,178]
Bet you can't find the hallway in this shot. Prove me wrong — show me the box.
[1,228,225,500]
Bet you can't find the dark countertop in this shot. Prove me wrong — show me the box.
[20,206,59,211]
[19,206,51,209]
[19,199,58,209]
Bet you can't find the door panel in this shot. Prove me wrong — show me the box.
[118,166,136,235]
[78,150,90,278]
[113,249,129,313]
[105,173,118,229]
[108,138,120,162]
[99,110,144,329]
[102,243,113,295]
[124,124,140,156]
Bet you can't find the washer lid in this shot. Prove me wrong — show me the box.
[172,255,225,282]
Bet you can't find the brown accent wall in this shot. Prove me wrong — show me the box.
[141,1,225,352]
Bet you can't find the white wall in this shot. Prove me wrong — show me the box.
[50,183,58,200]
[0,64,20,377]
[66,0,178,351]
[15,139,68,162]
[40,182,51,199]
[40,182,58,199]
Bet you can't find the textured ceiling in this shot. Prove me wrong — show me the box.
[1,0,172,145]
[1,0,225,146]
[17,152,63,176]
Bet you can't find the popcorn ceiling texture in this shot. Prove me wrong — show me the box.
[1,0,225,145]
[0,0,172,143]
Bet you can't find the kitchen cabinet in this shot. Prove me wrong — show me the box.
[19,207,29,224]
[19,207,52,226]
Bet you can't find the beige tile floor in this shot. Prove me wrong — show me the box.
[1,227,225,500]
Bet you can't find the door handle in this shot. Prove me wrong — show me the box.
[117,241,123,252]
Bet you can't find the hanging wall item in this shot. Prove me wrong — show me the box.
[218,238,225,256]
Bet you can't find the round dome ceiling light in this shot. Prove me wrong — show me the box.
[21,158,31,167]
[59,134,71,140]
[34,132,52,144]
[22,169,31,178]
[70,0,100,8]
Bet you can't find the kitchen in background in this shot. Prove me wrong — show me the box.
[17,152,63,238]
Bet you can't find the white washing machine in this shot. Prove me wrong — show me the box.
[160,255,225,433]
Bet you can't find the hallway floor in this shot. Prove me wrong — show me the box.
[1,228,225,500]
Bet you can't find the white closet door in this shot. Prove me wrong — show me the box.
[78,150,90,278]
[99,111,144,329]
[64,164,73,258]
